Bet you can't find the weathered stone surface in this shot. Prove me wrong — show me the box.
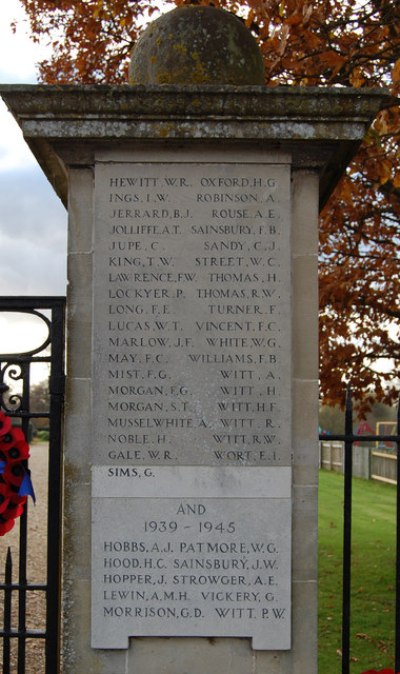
[0,84,389,209]
[92,466,291,649]
[93,155,291,466]
[129,6,264,86]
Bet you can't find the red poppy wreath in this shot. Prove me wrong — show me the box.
[0,411,35,536]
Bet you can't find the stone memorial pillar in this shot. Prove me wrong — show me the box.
[0,6,387,674]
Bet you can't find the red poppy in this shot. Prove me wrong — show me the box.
[0,474,13,494]
[5,499,26,520]
[2,439,30,463]
[0,518,15,536]
[0,426,26,450]
[0,414,32,536]
[9,492,27,505]
[0,412,12,437]
[3,462,25,487]
[0,483,10,514]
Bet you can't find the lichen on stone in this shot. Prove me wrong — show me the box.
[129,5,265,86]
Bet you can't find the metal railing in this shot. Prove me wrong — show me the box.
[320,388,400,674]
[0,297,65,674]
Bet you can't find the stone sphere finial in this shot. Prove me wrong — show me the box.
[129,5,264,86]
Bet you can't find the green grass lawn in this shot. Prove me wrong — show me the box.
[319,470,397,674]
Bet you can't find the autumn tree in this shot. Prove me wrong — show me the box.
[16,0,400,413]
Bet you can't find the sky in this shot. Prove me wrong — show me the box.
[0,1,68,360]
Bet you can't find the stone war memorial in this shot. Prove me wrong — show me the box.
[0,5,388,674]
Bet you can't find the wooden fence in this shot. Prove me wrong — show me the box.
[320,440,398,483]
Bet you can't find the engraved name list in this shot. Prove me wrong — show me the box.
[93,160,291,467]
[91,157,292,650]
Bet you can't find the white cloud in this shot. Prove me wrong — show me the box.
[0,1,67,381]
[0,168,67,295]
[0,101,39,172]
[0,1,48,172]
[0,0,49,83]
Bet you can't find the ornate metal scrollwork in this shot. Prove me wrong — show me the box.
[0,362,28,413]
[0,308,53,415]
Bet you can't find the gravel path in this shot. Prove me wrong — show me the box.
[0,442,49,672]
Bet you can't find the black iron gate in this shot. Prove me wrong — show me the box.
[320,388,400,674]
[0,297,65,674]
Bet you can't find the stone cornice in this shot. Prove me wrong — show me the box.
[0,84,391,208]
